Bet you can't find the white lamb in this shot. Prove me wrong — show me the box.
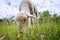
[11,0,37,33]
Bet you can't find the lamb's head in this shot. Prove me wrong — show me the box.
[10,11,36,23]
[15,11,27,21]
[15,11,36,21]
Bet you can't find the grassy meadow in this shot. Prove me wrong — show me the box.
[0,11,60,40]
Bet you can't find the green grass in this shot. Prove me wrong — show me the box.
[0,20,60,40]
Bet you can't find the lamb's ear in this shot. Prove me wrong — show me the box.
[28,15,36,18]
[10,18,15,23]
[24,12,36,18]
[26,13,36,18]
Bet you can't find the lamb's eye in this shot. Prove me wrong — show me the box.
[24,18,27,21]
